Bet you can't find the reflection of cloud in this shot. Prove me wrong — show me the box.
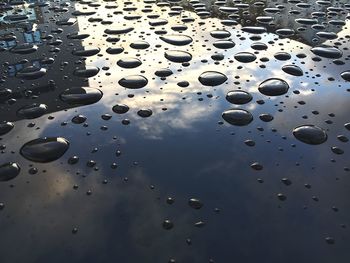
[116,94,220,139]
[0,162,210,262]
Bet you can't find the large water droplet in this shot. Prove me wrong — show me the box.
[293,125,327,145]
[118,75,148,89]
[73,66,100,78]
[0,162,20,182]
[60,87,103,105]
[198,71,227,86]
[282,65,303,76]
[341,71,350,81]
[0,121,14,136]
[16,66,46,80]
[164,50,192,63]
[258,78,289,96]
[137,109,153,118]
[226,90,252,104]
[10,43,38,54]
[213,40,235,49]
[234,52,257,63]
[112,104,129,114]
[117,58,142,68]
[72,47,100,56]
[222,109,253,126]
[17,103,48,119]
[20,137,70,163]
[311,46,342,59]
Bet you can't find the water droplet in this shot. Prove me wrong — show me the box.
[10,43,38,54]
[16,66,46,80]
[282,65,303,76]
[258,78,289,96]
[72,47,100,56]
[165,50,192,63]
[0,121,14,136]
[0,163,20,182]
[251,162,263,170]
[160,35,193,46]
[277,193,287,201]
[162,219,174,230]
[198,71,227,86]
[331,147,344,155]
[72,115,87,124]
[60,87,103,105]
[222,109,253,126]
[137,109,152,118]
[311,46,342,59]
[234,52,257,63]
[213,40,235,49]
[73,66,100,78]
[293,125,327,145]
[325,237,335,244]
[189,198,203,209]
[118,75,148,89]
[17,103,48,119]
[112,104,129,114]
[341,71,350,81]
[117,58,142,68]
[226,90,252,104]
[259,113,274,122]
[20,137,70,163]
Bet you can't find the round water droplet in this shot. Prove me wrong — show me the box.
[234,52,257,63]
[137,109,152,118]
[222,109,253,126]
[117,58,142,68]
[20,137,70,163]
[251,162,263,170]
[112,104,129,114]
[155,68,173,77]
[293,125,327,145]
[164,50,192,63]
[341,71,350,81]
[0,121,14,136]
[72,115,87,124]
[162,219,174,230]
[226,90,252,104]
[118,75,148,89]
[258,78,289,96]
[198,71,227,86]
[282,65,303,76]
[259,113,274,122]
[189,198,203,209]
[210,30,231,39]
[0,162,20,182]
[277,193,287,201]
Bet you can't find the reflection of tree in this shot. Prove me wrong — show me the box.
[0,1,87,122]
[0,1,44,28]
[161,0,347,46]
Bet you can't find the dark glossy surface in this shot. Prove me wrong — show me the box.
[0,0,350,262]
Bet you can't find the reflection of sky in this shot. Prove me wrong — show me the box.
[0,0,350,262]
